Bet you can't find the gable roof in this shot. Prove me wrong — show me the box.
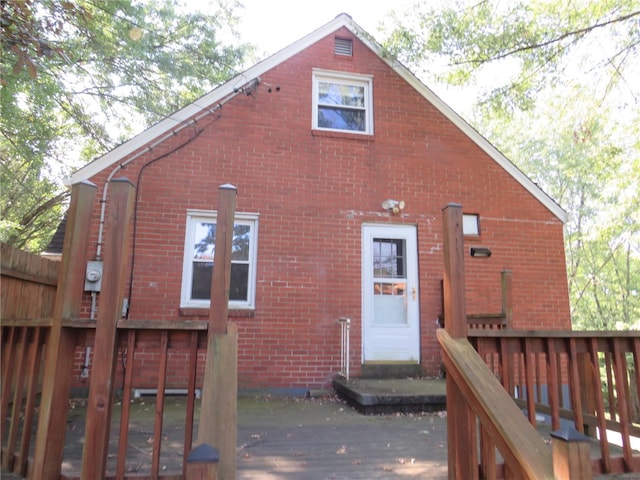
[68,13,567,223]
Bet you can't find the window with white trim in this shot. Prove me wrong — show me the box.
[312,70,373,134]
[463,214,480,236]
[181,211,258,309]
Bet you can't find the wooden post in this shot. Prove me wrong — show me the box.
[551,428,592,479]
[80,178,136,480]
[196,184,238,480]
[441,203,476,480]
[442,203,467,339]
[209,184,237,335]
[186,444,219,480]
[31,181,97,480]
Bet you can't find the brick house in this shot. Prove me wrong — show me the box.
[65,14,571,393]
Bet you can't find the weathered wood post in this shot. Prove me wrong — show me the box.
[80,178,136,479]
[186,443,219,480]
[550,428,592,479]
[441,203,477,479]
[31,181,97,480]
[193,184,238,480]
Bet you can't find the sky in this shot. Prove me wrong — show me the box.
[193,0,414,58]
[183,0,473,111]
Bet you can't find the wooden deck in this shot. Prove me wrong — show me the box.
[6,395,450,479]
[3,393,640,479]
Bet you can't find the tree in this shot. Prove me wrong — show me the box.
[1,0,251,251]
[383,0,640,114]
[383,0,640,329]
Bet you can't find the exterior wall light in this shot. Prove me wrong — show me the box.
[381,199,405,213]
[470,246,492,258]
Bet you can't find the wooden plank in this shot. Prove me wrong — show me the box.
[0,318,54,327]
[17,327,42,477]
[589,337,611,473]
[195,185,238,480]
[545,337,561,431]
[605,352,617,420]
[633,338,640,422]
[470,330,640,339]
[1,326,17,446]
[552,436,592,480]
[437,329,555,480]
[441,203,477,480]
[116,330,136,480]
[183,331,199,479]
[117,319,208,330]
[579,349,597,436]
[209,184,237,335]
[32,181,97,480]
[568,338,585,433]
[197,323,238,480]
[151,331,169,479]
[81,178,136,479]
[479,423,497,479]
[3,327,28,470]
[612,338,633,470]
[523,338,536,425]
[0,266,58,286]
[441,203,467,339]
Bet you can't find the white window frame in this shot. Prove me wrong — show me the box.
[181,210,259,309]
[312,69,374,135]
[463,214,480,236]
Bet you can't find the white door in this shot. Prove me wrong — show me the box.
[362,224,420,362]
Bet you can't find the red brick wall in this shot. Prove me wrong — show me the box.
[74,27,571,390]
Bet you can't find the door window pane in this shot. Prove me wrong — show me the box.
[373,238,405,278]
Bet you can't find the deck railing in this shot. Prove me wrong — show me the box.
[440,203,640,478]
[1,318,210,479]
[2,181,236,479]
[469,329,640,475]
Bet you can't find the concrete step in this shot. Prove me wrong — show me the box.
[333,376,446,415]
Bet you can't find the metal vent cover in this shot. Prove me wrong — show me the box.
[334,38,353,56]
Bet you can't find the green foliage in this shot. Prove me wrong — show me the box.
[1,0,250,251]
[384,0,640,330]
[385,0,640,114]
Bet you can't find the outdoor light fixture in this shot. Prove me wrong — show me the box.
[470,246,492,258]
[381,199,405,213]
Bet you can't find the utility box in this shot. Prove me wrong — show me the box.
[84,261,103,292]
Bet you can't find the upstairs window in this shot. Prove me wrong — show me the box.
[181,211,258,309]
[312,70,373,135]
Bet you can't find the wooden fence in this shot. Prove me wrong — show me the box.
[1,244,58,476]
[1,180,236,479]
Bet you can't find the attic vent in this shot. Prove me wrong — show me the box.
[334,38,353,56]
